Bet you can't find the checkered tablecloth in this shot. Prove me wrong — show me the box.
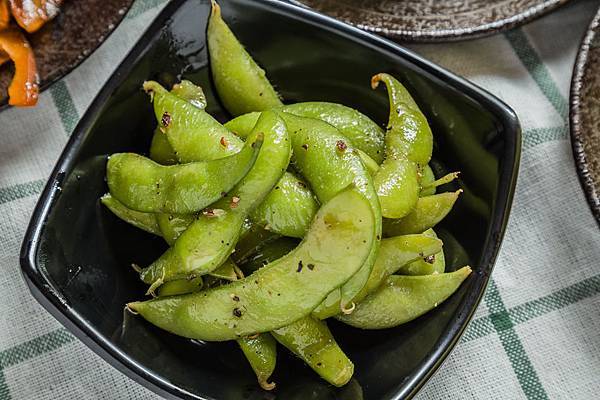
[1,0,599,399]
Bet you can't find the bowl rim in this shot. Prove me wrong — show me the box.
[569,6,600,226]
[19,0,522,399]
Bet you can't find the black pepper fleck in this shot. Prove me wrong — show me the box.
[233,308,243,317]
[297,260,303,272]
[161,111,171,127]
[307,263,315,270]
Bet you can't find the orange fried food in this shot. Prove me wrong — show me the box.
[9,0,63,33]
[0,0,10,29]
[0,28,38,106]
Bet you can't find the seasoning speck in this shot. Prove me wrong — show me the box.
[161,111,171,127]
[203,208,225,218]
[336,140,347,152]
[307,263,315,270]
[297,181,307,188]
[230,196,240,208]
[230,294,240,301]
[233,307,243,317]
[424,255,436,264]
[220,136,228,148]
[297,260,303,272]
[301,144,309,150]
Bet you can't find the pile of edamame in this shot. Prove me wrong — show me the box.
[102,1,471,390]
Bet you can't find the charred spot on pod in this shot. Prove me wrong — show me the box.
[307,263,315,270]
[297,181,307,188]
[316,362,323,367]
[233,307,243,317]
[336,140,347,152]
[230,196,240,208]
[301,144,309,150]
[230,294,240,302]
[161,111,171,127]
[424,255,436,264]
[168,215,174,221]
[297,260,303,272]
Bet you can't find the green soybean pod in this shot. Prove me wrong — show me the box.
[281,112,381,315]
[140,111,290,287]
[128,188,376,341]
[155,213,196,246]
[382,190,461,236]
[353,233,443,304]
[283,102,384,163]
[398,229,445,276]
[100,194,161,235]
[238,334,277,391]
[106,135,262,214]
[157,277,204,297]
[371,73,432,166]
[420,165,436,197]
[272,317,354,387]
[150,80,208,165]
[374,157,419,219]
[337,266,471,329]
[144,81,242,163]
[207,1,282,116]
[225,105,385,164]
[250,172,318,238]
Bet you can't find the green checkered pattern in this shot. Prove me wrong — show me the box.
[1,0,599,398]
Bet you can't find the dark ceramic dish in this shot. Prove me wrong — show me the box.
[570,5,600,226]
[20,0,521,399]
[292,0,571,42]
[0,0,134,107]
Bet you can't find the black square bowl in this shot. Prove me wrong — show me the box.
[20,1,521,399]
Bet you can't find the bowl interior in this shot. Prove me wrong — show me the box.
[22,0,519,399]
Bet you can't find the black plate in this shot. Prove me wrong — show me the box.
[20,0,521,399]
[570,5,600,225]
[0,0,134,107]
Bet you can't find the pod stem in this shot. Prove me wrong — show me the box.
[422,171,460,190]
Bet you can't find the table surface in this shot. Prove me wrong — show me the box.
[1,0,599,399]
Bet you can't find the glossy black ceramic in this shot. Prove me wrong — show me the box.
[20,1,521,399]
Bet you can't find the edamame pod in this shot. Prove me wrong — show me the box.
[238,334,277,391]
[100,194,161,235]
[337,266,471,329]
[140,111,290,286]
[129,188,376,341]
[371,73,431,219]
[399,229,445,276]
[170,79,207,109]
[353,233,443,304]
[250,172,318,238]
[420,165,436,196]
[382,190,461,236]
[357,149,380,177]
[156,213,196,246]
[281,112,381,315]
[208,1,282,116]
[106,135,262,214]
[150,80,207,165]
[225,105,385,163]
[209,259,239,281]
[371,73,433,166]
[374,157,419,219]
[272,317,353,387]
[146,81,318,238]
[157,277,203,297]
[144,81,242,163]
